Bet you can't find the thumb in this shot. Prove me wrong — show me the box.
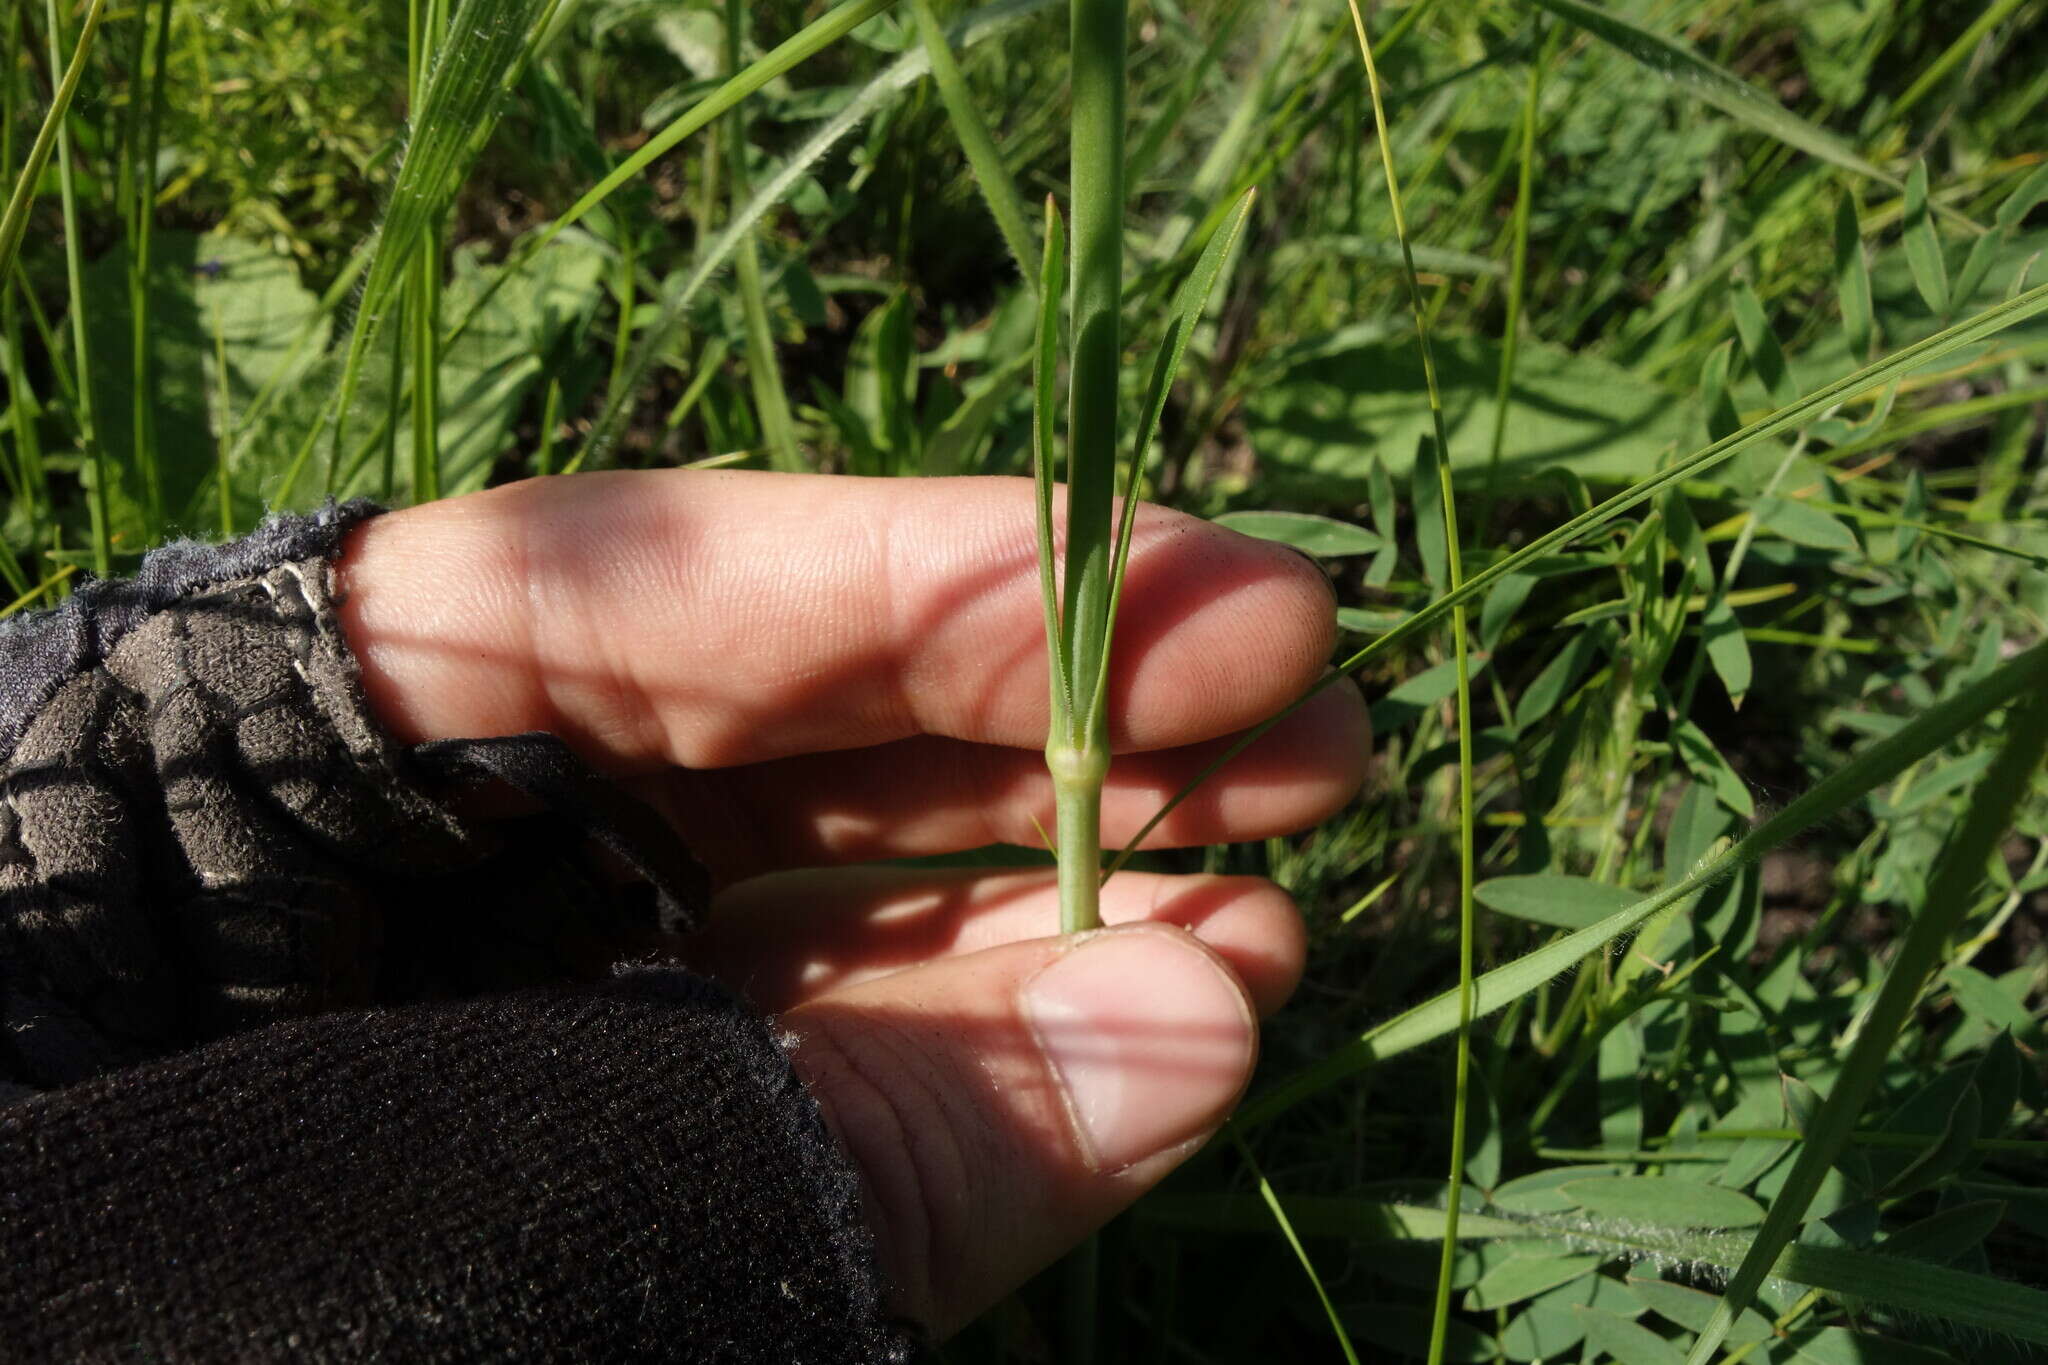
[783,922,1259,1338]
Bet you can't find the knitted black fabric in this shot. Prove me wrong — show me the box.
[0,968,909,1362]
[0,505,712,1090]
[0,509,913,1362]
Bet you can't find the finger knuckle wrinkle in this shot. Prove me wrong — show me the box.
[802,1012,978,1320]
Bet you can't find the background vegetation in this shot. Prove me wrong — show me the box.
[6,0,2048,1359]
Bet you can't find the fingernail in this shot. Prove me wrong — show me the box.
[1021,925,1256,1173]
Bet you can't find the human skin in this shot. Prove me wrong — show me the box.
[335,469,1370,1337]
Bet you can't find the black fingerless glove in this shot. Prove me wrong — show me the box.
[0,507,912,1363]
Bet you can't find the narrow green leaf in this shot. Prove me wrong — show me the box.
[1513,623,1607,731]
[1563,1177,1765,1229]
[1096,188,1258,712]
[1624,1278,1773,1344]
[1480,572,1537,653]
[1339,607,1405,635]
[1475,876,1641,931]
[1700,339,1739,443]
[1366,455,1399,587]
[1945,964,2034,1035]
[1673,719,1754,818]
[1143,1198,2048,1345]
[1883,1200,2005,1264]
[1880,1086,1980,1198]
[1756,497,1859,552]
[1572,1305,1686,1365]
[1213,510,1385,557]
[1464,1253,1603,1311]
[726,0,802,474]
[0,0,108,289]
[1787,1326,1957,1365]
[1702,595,1751,708]
[1370,654,1493,733]
[1778,1239,2048,1345]
[291,0,552,499]
[1835,194,1874,362]
[1234,1136,1363,1365]
[1685,690,2048,1362]
[1031,197,1070,731]
[1139,1196,1527,1243]
[1956,164,2048,307]
[545,0,893,264]
[1529,0,1900,192]
[1888,750,1998,816]
[1904,161,1951,319]
[909,0,1035,281]
[844,289,916,465]
[1994,162,2048,232]
[1730,283,1795,410]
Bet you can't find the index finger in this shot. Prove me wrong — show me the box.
[336,470,1337,771]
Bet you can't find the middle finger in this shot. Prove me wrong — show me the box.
[630,677,1369,886]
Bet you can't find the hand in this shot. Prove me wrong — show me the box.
[335,469,1369,1337]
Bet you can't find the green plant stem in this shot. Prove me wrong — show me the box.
[0,0,106,290]
[208,298,234,536]
[0,1,49,557]
[1347,8,1476,1362]
[407,0,443,502]
[128,0,173,535]
[726,0,800,472]
[1056,0,1127,935]
[44,0,110,577]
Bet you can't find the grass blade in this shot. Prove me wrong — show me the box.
[0,0,106,290]
[1903,160,1950,319]
[43,0,109,576]
[726,0,801,472]
[1344,6,1478,1360]
[1033,197,1071,731]
[1233,636,2048,1131]
[1834,193,1873,362]
[1890,0,2031,123]
[911,0,1035,282]
[1092,187,1255,719]
[280,0,552,502]
[1684,690,2048,1362]
[127,0,173,535]
[1232,1133,1363,1365]
[1528,0,1904,197]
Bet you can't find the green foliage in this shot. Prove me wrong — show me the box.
[6,0,2048,1358]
